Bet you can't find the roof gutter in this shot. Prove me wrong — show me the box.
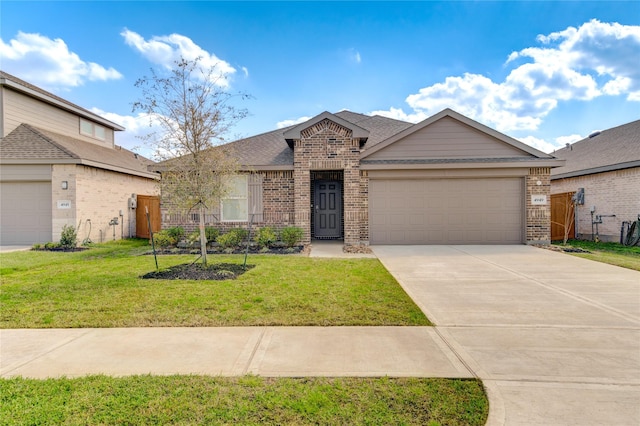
[551,160,640,180]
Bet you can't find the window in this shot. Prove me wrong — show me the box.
[80,119,106,140]
[221,175,248,221]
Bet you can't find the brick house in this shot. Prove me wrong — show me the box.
[162,108,563,246]
[0,71,159,245]
[551,119,640,242]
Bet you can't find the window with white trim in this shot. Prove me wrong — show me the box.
[221,175,248,221]
[80,119,106,141]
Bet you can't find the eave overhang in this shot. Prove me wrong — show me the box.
[360,158,565,170]
[0,158,159,180]
[551,160,640,180]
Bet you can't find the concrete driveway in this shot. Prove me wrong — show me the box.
[373,245,640,426]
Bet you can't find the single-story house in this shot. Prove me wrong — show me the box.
[162,108,564,246]
[551,119,640,243]
[0,71,160,245]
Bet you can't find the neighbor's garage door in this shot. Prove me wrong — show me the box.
[370,178,523,244]
[0,182,52,244]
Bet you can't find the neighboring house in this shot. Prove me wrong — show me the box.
[0,71,159,245]
[162,108,563,246]
[551,119,640,243]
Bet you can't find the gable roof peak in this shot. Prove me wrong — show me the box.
[283,111,370,147]
[361,107,554,160]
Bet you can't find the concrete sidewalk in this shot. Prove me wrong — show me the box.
[0,326,472,379]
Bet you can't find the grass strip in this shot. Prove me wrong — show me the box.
[0,240,430,328]
[0,375,487,426]
[553,240,640,271]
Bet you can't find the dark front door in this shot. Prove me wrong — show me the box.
[314,180,342,238]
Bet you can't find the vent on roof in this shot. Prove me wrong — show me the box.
[588,131,601,138]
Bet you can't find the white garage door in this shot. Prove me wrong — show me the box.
[0,182,52,244]
[370,177,523,244]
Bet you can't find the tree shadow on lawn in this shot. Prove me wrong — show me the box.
[141,263,255,280]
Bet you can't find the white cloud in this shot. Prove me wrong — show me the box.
[121,29,238,87]
[517,136,558,154]
[555,134,584,145]
[518,133,585,154]
[373,20,640,132]
[276,116,312,129]
[0,31,122,89]
[91,108,162,158]
[351,49,361,64]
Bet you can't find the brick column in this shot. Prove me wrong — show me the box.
[526,167,551,244]
[293,140,312,243]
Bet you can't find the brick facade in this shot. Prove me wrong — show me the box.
[552,167,640,242]
[292,119,362,245]
[160,116,556,246]
[526,167,552,244]
[52,164,158,243]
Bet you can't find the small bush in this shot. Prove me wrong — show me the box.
[32,243,42,250]
[187,231,200,245]
[254,226,277,248]
[153,230,177,248]
[165,226,185,241]
[280,226,304,247]
[205,227,220,242]
[44,242,60,250]
[216,228,248,249]
[60,224,78,248]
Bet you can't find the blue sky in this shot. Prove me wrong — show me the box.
[2,1,639,157]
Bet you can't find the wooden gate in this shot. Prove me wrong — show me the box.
[551,192,575,242]
[136,195,161,239]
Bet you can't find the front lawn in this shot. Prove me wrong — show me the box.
[553,239,640,271]
[0,240,430,328]
[0,376,487,426]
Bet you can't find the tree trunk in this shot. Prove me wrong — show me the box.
[199,204,207,266]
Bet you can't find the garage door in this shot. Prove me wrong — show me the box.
[370,178,523,244]
[0,182,52,244]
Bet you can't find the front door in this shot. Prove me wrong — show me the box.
[314,180,342,238]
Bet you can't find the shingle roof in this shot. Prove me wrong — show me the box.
[551,119,640,179]
[215,111,414,168]
[1,124,158,179]
[0,70,124,131]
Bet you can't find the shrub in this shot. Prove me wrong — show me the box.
[216,228,248,249]
[280,226,304,247]
[59,224,78,248]
[153,230,177,248]
[44,242,60,250]
[254,226,277,249]
[187,231,200,245]
[32,243,42,250]
[165,226,185,241]
[205,227,220,242]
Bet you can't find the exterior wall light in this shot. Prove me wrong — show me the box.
[62,181,68,190]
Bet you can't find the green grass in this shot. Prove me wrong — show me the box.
[554,239,640,271]
[0,240,430,328]
[0,375,488,426]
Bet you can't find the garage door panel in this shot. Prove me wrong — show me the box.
[1,182,52,244]
[370,177,523,244]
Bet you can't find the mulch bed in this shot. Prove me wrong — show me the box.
[146,245,307,256]
[538,245,591,254]
[31,247,89,252]
[141,262,255,280]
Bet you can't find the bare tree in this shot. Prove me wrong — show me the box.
[133,57,250,265]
